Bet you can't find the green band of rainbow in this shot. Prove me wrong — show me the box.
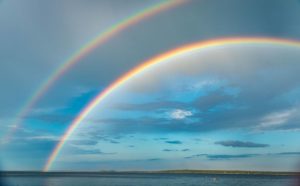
[1,0,185,143]
[44,37,300,171]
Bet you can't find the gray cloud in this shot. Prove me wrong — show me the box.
[111,101,187,111]
[183,153,258,160]
[275,152,300,156]
[67,146,116,155]
[207,154,259,160]
[184,154,207,159]
[193,90,234,111]
[25,113,74,124]
[165,140,182,145]
[154,138,169,141]
[182,148,190,152]
[147,158,161,161]
[215,140,269,148]
[163,149,178,152]
[163,148,190,152]
[184,151,300,160]
[70,140,98,146]
[109,140,120,144]
[91,117,199,133]
[79,130,126,144]
[110,87,232,113]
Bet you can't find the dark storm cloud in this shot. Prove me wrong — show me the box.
[215,140,269,148]
[165,140,182,144]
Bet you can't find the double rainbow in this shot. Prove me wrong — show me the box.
[2,0,185,143]
[44,37,300,171]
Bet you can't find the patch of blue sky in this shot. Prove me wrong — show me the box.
[206,103,238,113]
[246,130,300,151]
[102,109,163,120]
[223,86,241,97]
[160,76,227,103]
[277,86,300,105]
[63,88,101,114]
[107,82,166,105]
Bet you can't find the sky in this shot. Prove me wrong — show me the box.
[1,0,300,171]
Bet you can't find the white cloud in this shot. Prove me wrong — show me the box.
[191,79,219,90]
[169,109,193,120]
[259,108,297,129]
[27,135,60,141]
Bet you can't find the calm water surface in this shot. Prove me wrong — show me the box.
[2,174,298,186]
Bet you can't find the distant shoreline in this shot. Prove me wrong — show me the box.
[1,170,299,177]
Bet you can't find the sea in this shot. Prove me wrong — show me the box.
[1,173,299,186]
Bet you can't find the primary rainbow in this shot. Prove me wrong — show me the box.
[43,37,300,171]
[2,0,185,143]
[44,37,300,171]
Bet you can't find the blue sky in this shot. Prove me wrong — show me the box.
[1,0,300,171]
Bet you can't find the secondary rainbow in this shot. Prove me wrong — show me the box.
[2,0,185,143]
[44,37,300,171]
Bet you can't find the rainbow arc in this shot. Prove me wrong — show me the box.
[44,37,300,171]
[2,0,184,144]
